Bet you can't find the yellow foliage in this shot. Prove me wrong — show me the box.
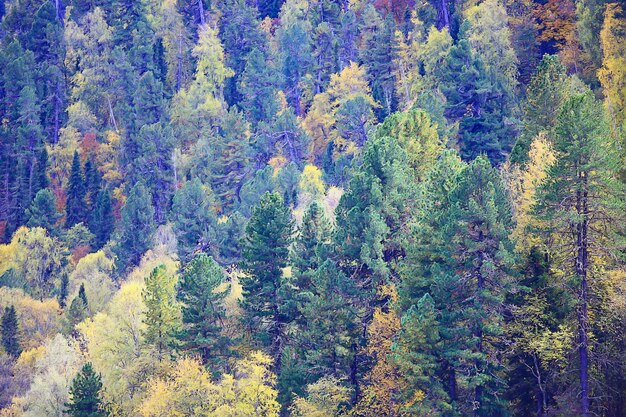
[598,2,626,128]
[269,155,288,175]
[304,63,377,160]
[290,376,351,417]
[78,281,155,413]
[70,250,116,313]
[299,164,326,199]
[139,352,279,417]
[505,134,556,252]
[352,284,405,417]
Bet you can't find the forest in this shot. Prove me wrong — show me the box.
[1,0,626,416]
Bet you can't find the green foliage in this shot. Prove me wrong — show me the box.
[176,253,232,372]
[64,362,108,417]
[66,151,86,228]
[26,188,61,231]
[240,192,294,366]
[511,54,569,164]
[142,264,179,360]
[1,305,21,357]
[89,189,114,249]
[170,178,218,261]
[115,183,156,269]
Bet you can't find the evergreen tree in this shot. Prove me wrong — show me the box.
[170,178,219,261]
[1,306,21,358]
[393,294,449,415]
[510,54,568,164]
[217,0,268,106]
[176,253,232,371]
[132,71,166,133]
[143,265,179,361]
[90,189,114,249]
[534,91,626,417]
[438,27,515,164]
[115,183,156,269]
[123,123,174,224]
[360,9,397,119]
[238,48,281,125]
[400,155,515,415]
[292,201,332,279]
[64,363,108,417]
[65,151,86,228]
[212,107,251,212]
[58,272,69,309]
[83,157,101,209]
[34,147,49,191]
[26,188,61,231]
[65,287,89,334]
[293,260,359,394]
[276,17,313,116]
[240,192,294,371]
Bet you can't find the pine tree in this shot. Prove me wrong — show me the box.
[143,265,179,361]
[1,306,21,358]
[240,192,294,372]
[276,16,313,116]
[400,155,515,415]
[393,294,449,415]
[65,288,89,334]
[66,151,86,228]
[64,363,108,417]
[34,147,49,191]
[116,183,156,269]
[26,188,61,231]
[217,0,268,106]
[212,108,251,211]
[132,71,165,133]
[176,253,232,371]
[83,157,101,209]
[292,201,332,279]
[534,91,626,417]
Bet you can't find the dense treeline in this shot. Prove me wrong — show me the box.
[1,0,626,416]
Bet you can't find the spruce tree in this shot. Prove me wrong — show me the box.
[58,272,69,309]
[90,189,114,249]
[116,183,155,269]
[170,178,218,261]
[510,54,568,164]
[64,363,108,417]
[240,192,294,371]
[176,253,232,371]
[1,306,21,358]
[66,151,86,228]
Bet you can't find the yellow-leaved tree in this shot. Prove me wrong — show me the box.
[139,352,279,417]
[304,63,378,159]
[598,2,626,131]
[505,133,557,252]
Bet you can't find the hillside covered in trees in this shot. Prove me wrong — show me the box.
[1,0,626,416]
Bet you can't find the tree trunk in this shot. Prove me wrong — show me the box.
[198,0,206,26]
[576,171,590,417]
